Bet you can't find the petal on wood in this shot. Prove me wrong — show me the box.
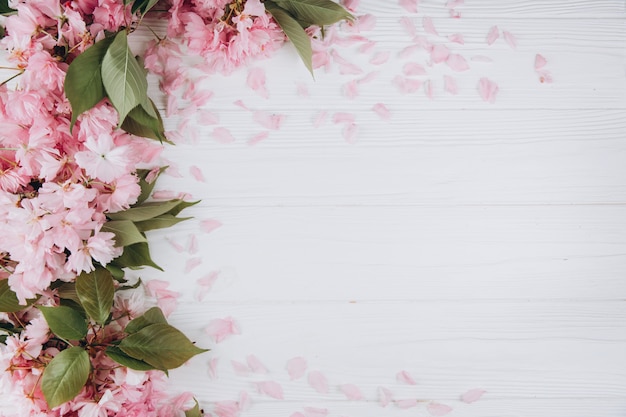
[290,414,306,417]
[184,257,202,273]
[446,54,470,72]
[396,370,417,385]
[196,271,220,301]
[372,103,391,121]
[503,30,517,49]
[189,166,206,182]
[255,381,284,399]
[424,80,434,99]
[231,360,251,376]
[448,33,464,44]
[486,25,499,45]
[308,371,329,393]
[303,407,329,417]
[398,0,418,13]
[197,110,220,126]
[535,53,547,70]
[443,75,458,95]
[427,403,453,416]
[471,55,494,63]
[395,399,418,409]
[333,112,356,125]
[253,111,285,130]
[339,384,364,400]
[477,77,499,103]
[430,44,450,64]
[212,127,236,143]
[247,67,269,98]
[313,111,328,128]
[208,357,219,379]
[214,400,240,417]
[342,123,359,144]
[286,357,308,380]
[247,355,269,374]
[422,16,439,36]
[200,219,223,234]
[403,62,427,76]
[378,386,393,407]
[392,76,423,94]
[248,131,270,146]
[446,0,464,7]
[343,80,359,99]
[399,16,416,37]
[461,388,486,403]
[370,51,390,65]
[206,317,240,343]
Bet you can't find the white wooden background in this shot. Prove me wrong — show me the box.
[134,1,626,416]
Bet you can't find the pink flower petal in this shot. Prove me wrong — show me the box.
[503,30,517,49]
[343,80,359,99]
[534,54,547,70]
[477,77,499,103]
[190,166,206,182]
[443,75,458,95]
[248,131,270,146]
[313,111,328,128]
[184,257,202,273]
[212,127,236,143]
[166,237,185,253]
[399,0,418,13]
[370,52,390,65]
[372,103,391,121]
[422,16,439,36]
[358,71,379,84]
[403,62,427,76]
[290,414,306,417]
[448,33,464,44]
[200,219,222,234]
[396,399,418,409]
[396,370,417,385]
[392,76,422,94]
[208,357,219,379]
[286,357,308,380]
[255,381,284,399]
[424,80,434,99]
[247,67,269,98]
[461,388,486,403]
[446,0,464,8]
[206,317,240,343]
[430,44,450,64]
[196,271,220,301]
[247,355,269,374]
[399,44,421,58]
[188,234,198,254]
[399,17,417,37]
[214,400,240,417]
[428,403,453,416]
[303,407,329,417]
[446,53,470,71]
[342,123,358,144]
[296,82,309,97]
[233,100,249,110]
[231,360,251,376]
[253,111,285,130]
[197,110,220,125]
[308,371,329,393]
[239,391,251,411]
[333,112,356,124]
[486,26,499,45]
[378,386,393,407]
[339,384,363,400]
[537,70,553,84]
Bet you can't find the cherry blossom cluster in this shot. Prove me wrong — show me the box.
[0,292,194,417]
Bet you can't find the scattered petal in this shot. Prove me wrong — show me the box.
[486,26,499,45]
[308,371,329,393]
[303,407,329,417]
[296,83,310,97]
[188,234,198,254]
[428,403,453,416]
[247,355,269,374]
[248,131,270,146]
[446,53,470,71]
[422,16,439,36]
[247,67,269,98]
[446,0,464,8]
[238,391,251,411]
[399,44,421,58]
[233,100,249,110]
[370,51,390,65]
[231,360,251,376]
[166,237,185,253]
[358,71,379,84]
[461,388,486,403]
[184,257,202,273]
[200,219,223,234]
[343,80,359,99]
[443,75,458,95]
[538,70,553,84]
[448,33,464,44]
[197,110,220,125]
[313,111,328,128]
[290,414,306,417]
[399,16,417,37]
[190,166,206,182]
[214,400,240,417]
[255,381,284,399]
[333,112,356,124]
[399,0,418,13]
[286,357,308,380]
[396,370,417,385]
[212,127,236,143]
[534,54,547,70]
[378,386,393,407]
[392,76,422,94]
[208,357,219,379]
[206,317,240,343]
[254,111,285,130]
[342,123,358,144]
[396,399,418,409]
[339,384,363,400]
[477,77,499,103]
[424,80,434,99]
[430,44,450,64]
[503,30,517,49]
[196,271,220,301]
[372,103,391,121]
[403,62,427,76]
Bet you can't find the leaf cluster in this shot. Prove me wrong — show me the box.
[65,30,169,142]
[264,0,353,74]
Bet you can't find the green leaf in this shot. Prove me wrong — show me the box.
[117,278,142,291]
[136,167,167,205]
[125,306,167,334]
[119,323,208,370]
[185,399,202,417]
[106,345,157,371]
[55,282,81,305]
[135,214,190,232]
[41,347,91,408]
[107,199,184,222]
[102,220,147,247]
[76,267,115,325]
[167,200,199,217]
[121,100,171,143]
[0,0,16,15]
[273,0,353,26]
[113,242,163,271]
[101,30,149,126]
[65,36,114,130]
[0,279,36,312]
[265,2,314,75]
[37,306,87,340]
